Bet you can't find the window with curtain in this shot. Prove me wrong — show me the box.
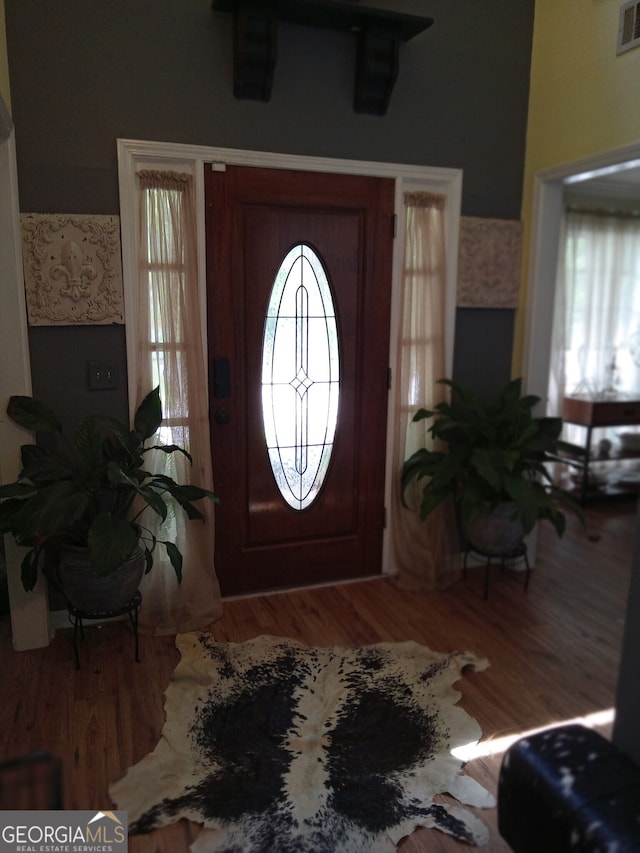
[135,170,222,634]
[390,191,459,591]
[551,207,640,405]
[139,173,190,447]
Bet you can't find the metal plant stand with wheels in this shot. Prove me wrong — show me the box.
[67,590,142,670]
[463,542,530,600]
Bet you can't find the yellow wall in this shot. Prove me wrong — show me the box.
[515,0,640,370]
[1,0,10,113]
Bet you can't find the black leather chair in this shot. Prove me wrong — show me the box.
[498,724,640,851]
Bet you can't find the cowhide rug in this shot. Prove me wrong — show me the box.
[109,633,495,851]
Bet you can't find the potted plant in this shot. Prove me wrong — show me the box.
[0,387,218,610]
[401,378,582,553]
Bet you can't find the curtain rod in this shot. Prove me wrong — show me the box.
[566,204,640,220]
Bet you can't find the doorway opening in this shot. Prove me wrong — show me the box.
[524,142,640,404]
[524,144,640,504]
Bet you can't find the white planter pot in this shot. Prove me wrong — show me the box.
[56,543,145,612]
[466,502,525,555]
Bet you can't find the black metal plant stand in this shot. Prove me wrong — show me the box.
[67,590,142,670]
[463,542,530,600]
[0,751,63,810]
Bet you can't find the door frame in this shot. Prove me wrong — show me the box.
[1,95,53,651]
[117,138,463,581]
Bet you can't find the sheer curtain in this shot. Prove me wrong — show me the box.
[390,192,459,590]
[548,208,640,429]
[135,170,222,633]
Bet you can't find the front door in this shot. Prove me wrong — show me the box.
[206,166,394,596]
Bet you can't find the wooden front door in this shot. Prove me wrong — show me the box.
[206,165,394,596]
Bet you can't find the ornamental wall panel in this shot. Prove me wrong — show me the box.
[457,217,522,309]
[21,213,124,326]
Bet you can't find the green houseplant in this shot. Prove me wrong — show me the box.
[0,387,218,605]
[401,378,582,551]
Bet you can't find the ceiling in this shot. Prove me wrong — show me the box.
[568,161,640,200]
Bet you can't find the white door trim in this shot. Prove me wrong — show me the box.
[117,138,463,579]
[1,96,52,650]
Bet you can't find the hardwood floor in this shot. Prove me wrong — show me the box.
[0,500,637,851]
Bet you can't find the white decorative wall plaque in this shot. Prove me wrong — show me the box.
[21,213,124,325]
[457,217,522,309]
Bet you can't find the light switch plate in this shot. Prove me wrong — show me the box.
[88,361,119,390]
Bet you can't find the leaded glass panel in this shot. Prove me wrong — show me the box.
[261,244,340,510]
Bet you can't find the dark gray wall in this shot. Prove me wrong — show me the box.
[452,309,515,399]
[6,0,534,416]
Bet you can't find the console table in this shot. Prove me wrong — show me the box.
[562,395,640,504]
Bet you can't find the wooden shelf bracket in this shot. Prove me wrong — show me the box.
[213,0,434,115]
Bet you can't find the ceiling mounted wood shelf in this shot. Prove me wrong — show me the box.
[212,0,434,115]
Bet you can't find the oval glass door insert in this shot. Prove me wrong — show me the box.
[262,243,340,510]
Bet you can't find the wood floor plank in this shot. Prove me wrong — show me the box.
[0,500,636,851]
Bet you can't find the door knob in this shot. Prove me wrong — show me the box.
[214,409,230,425]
